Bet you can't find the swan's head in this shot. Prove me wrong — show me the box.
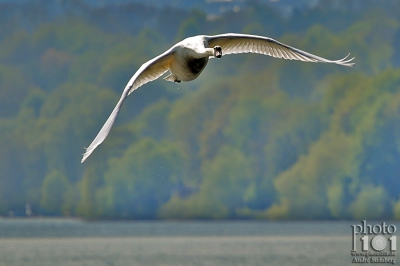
[214,46,222,58]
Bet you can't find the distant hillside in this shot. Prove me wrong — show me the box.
[1,0,400,220]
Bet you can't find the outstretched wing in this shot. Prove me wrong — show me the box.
[81,50,174,163]
[205,33,354,66]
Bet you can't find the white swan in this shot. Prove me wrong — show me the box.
[81,33,354,162]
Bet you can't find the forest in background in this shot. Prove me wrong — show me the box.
[1,0,400,220]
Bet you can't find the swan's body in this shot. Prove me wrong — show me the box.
[81,33,354,162]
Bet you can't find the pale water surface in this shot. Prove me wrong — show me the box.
[0,219,397,266]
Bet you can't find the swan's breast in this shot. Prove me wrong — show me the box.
[187,57,208,75]
[170,54,209,82]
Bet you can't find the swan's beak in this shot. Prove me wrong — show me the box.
[214,46,222,58]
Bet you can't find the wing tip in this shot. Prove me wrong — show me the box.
[81,148,91,163]
[334,53,355,67]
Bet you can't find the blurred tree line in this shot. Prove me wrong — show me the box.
[1,0,400,219]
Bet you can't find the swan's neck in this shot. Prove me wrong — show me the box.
[186,47,214,58]
[204,48,214,57]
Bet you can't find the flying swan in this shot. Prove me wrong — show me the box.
[81,33,354,162]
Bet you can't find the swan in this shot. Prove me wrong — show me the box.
[81,33,354,162]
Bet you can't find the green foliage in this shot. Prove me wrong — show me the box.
[176,9,207,40]
[0,65,30,117]
[1,1,400,220]
[267,132,359,219]
[160,146,254,219]
[349,185,390,220]
[96,138,185,219]
[40,170,71,215]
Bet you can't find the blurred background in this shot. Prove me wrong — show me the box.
[1,0,400,221]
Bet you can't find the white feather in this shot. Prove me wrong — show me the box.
[81,33,354,162]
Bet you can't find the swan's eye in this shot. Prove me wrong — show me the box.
[214,46,222,58]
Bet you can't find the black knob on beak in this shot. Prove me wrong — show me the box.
[214,46,222,58]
